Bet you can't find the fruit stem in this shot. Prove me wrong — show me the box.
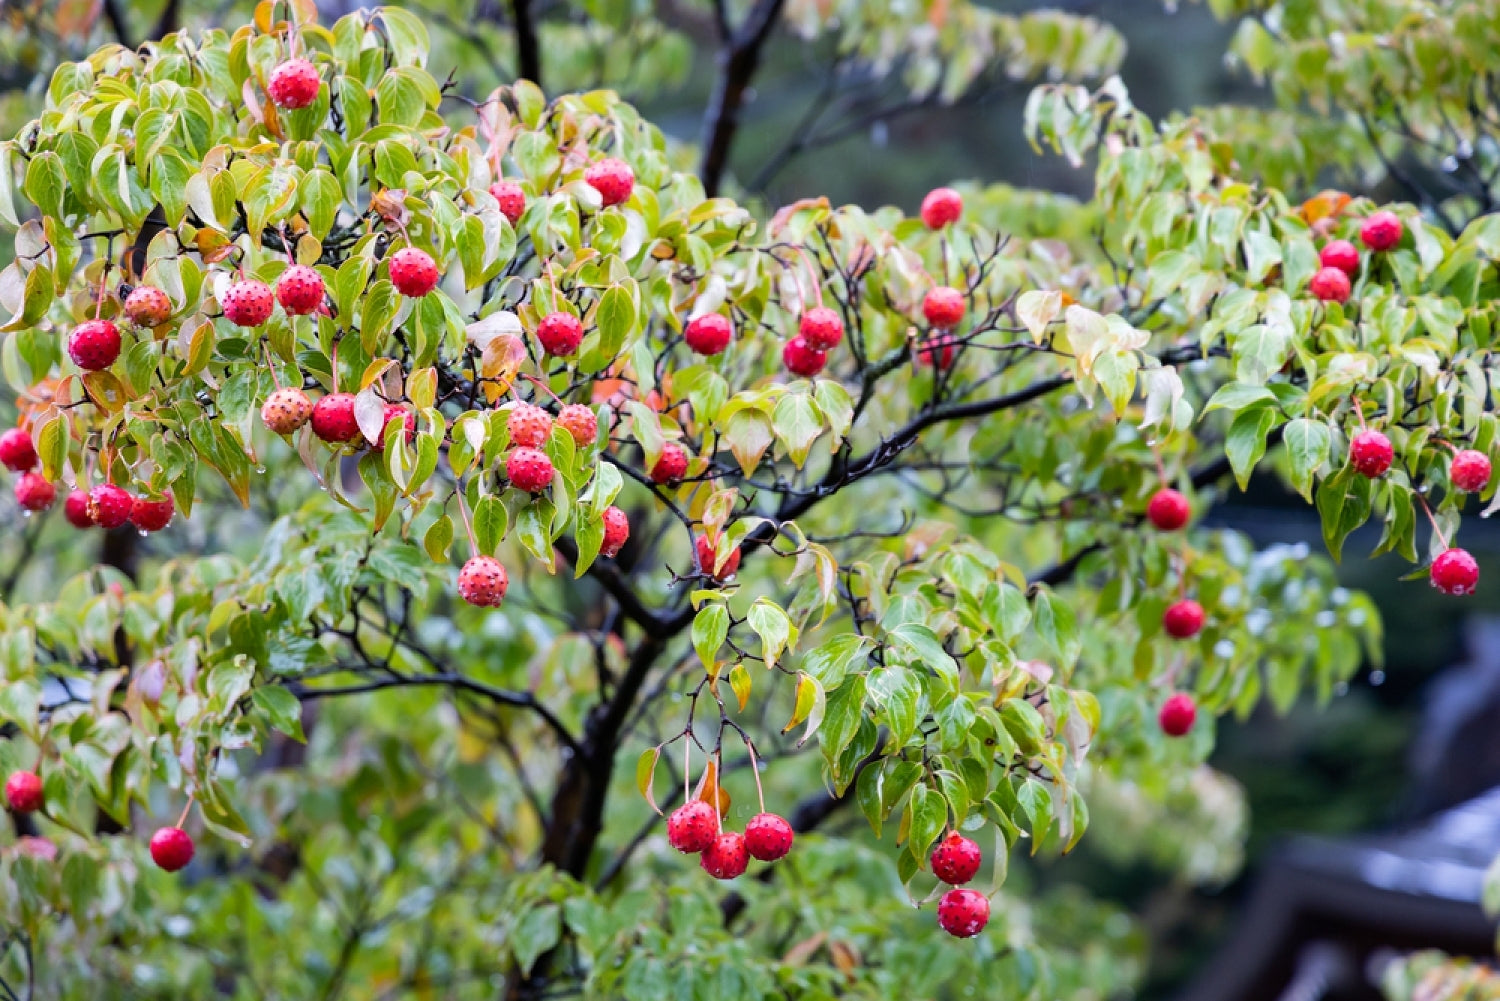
[94,261,111,318]
[262,341,283,390]
[453,486,481,555]
[1415,490,1450,550]
[520,372,562,404]
[745,738,766,814]
[175,794,195,829]
[683,737,692,805]
[330,336,341,394]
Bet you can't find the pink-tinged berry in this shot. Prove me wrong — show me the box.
[149,826,195,872]
[937,888,990,938]
[917,334,957,369]
[14,836,56,861]
[4,771,43,813]
[782,336,827,377]
[310,393,361,443]
[129,493,174,532]
[221,279,275,327]
[1451,449,1492,493]
[266,57,320,110]
[458,555,509,607]
[370,403,415,451]
[67,319,121,371]
[489,181,526,224]
[261,387,314,434]
[15,473,55,512]
[584,157,634,207]
[920,187,964,230]
[507,447,555,493]
[508,402,554,448]
[1163,599,1205,639]
[1147,488,1191,531]
[89,483,132,527]
[389,248,441,298]
[1349,429,1393,478]
[601,505,630,558]
[1309,266,1351,304]
[1431,547,1480,596]
[1159,692,1197,737]
[930,831,982,885]
[695,534,741,580]
[684,313,733,356]
[799,307,844,351]
[744,812,794,862]
[123,285,172,326]
[700,831,749,879]
[1360,210,1403,251]
[557,404,598,448]
[537,312,584,357]
[275,264,325,316]
[651,442,689,485]
[1320,240,1360,276]
[0,428,36,471]
[923,287,966,328]
[666,799,719,854]
[63,490,94,528]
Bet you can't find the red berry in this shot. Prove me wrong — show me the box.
[0,428,36,471]
[600,505,630,558]
[310,393,361,443]
[275,264,325,316]
[557,404,598,447]
[458,555,509,607]
[666,800,718,854]
[266,57,320,109]
[4,771,43,813]
[149,826,195,872]
[506,447,555,493]
[1360,210,1403,252]
[261,387,314,434]
[1451,449,1492,493]
[700,831,749,879]
[651,442,689,485]
[584,157,634,207]
[922,287,966,328]
[129,492,174,532]
[508,402,554,448]
[370,403,415,451]
[63,490,94,528]
[798,307,844,351]
[1431,547,1479,596]
[1309,266,1351,304]
[1349,429,1393,478]
[489,181,526,224]
[930,830,982,885]
[389,248,441,298]
[536,312,584,357]
[921,187,963,230]
[695,534,742,580]
[916,334,957,369]
[123,285,172,326]
[15,473,55,512]
[1320,239,1360,276]
[67,319,121,370]
[937,888,990,938]
[1163,599,1205,639]
[1147,488,1191,531]
[782,336,827,377]
[744,812,794,862]
[88,483,132,527]
[221,279,275,327]
[684,313,733,356]
[1159,692,1196,737]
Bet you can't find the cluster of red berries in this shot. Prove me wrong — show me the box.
[1309,210,1403,305]
[2,427,174,531]
[1143,486,1202,737]
[929,830,991,938]
[5,769,192,872]
[666,799,794,880]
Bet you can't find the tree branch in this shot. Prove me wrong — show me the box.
[510,0,541,86]
[101,0,132,47]
[697,0,787,196]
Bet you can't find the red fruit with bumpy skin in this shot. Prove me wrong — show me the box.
[1320,240,1360,276]
[923,287,966,328]
[696,535,741,580]
[370,404,415,451]
[15,473,54,512]
[537,312,584,357]
[5,771,42,813]
[1159,692,1197,737]
[1310,266,1351,304]
[782,336,827,377]
[311,393,361,443]
[651,442,689,485]
[1360,210,1403,251]
[937,888,990,938]
[1431,548,1480,596]
[458,555,509,607]
[221,279,275,327]
[745,813,794,862]
[666,800,718,854]
[124,285,172,326]
[1451,449,1492,493]
[1163,599,1205,639]
[67,319,121,370]
[508,402,553,448]
[799,307,844,351]
[261,387,314,434]
[557,404,598,448]
[1147,488,1191,531]
[64,490,93,528]
[584,157,635,207]
[921,187,964,229]
[917,334,957,369]
[1350,429,1394,478]
[275,264,325,316]
[0,428,36,471]
[601,505,630,558]
[507,447,555,493]
[149,826,195,872]
[700,831,749,879]
[930,830,982,884]
[266,57,320,109]
[489,181,526,224]
[130,493,174,532]
[685,313,733,356]
[89,483,132,527]
[389,248,441,298]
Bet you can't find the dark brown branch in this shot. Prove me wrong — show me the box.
[697,0,787,196]
[101,0,133,47]
[510,0,542,86]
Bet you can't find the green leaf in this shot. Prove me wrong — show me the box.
[1225,405,1279,490]
[299,169,342,241]
[1282,417,1330,501]
[24,152,66,218]
[424,515,454,562]
[595,283,636,360]
[799,634,872,690]
[908,784,947,862]
[692,604,729,670]
[746,599,793,670]
[251,687,306,742]
[473,495,507,556]
[511,904,561,977]
[771,392,824,467]
[635,745,660,813]
[1032,589,1081,669]
[887,623,955,682]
